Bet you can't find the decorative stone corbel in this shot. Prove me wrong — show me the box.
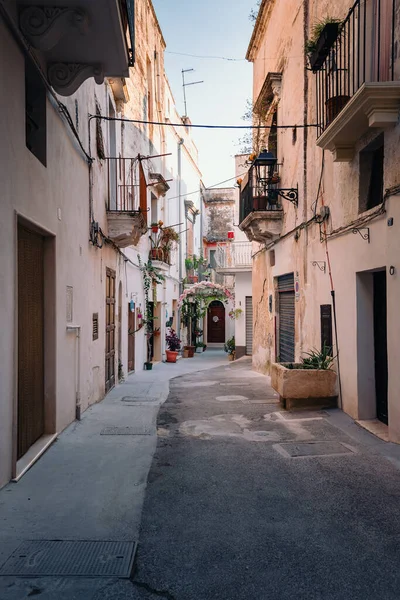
[48,63,104,96]
[19,6,89,51]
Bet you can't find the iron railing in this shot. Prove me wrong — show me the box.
[119,0,135,66]
[216,242,253,270]
[106,158,139,212]
[316,0,398,135]
[239,180,283,224]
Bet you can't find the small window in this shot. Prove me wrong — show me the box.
[320,305,333,353]
[25,58,47,166]
[66,286,73,323]
[93,313,99,341]
[359,134,384,213]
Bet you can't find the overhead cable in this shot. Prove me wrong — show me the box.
[89,114,319,130]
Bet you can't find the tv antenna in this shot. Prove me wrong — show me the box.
[182,69,204,118]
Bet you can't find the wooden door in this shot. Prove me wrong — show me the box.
[105,268,116,392]
[207,301,225,343]
[18,225,45,459]
[128,304,135,372]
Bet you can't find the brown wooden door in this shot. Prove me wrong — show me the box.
[128,304,135,372]
[18,225,45,459]
[207,301,225,343]
[105,268,116,392]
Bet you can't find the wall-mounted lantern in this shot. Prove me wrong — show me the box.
[251,149,298,208]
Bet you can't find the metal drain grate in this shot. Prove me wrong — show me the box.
[273,441,356,458]
[0,540,137,577]
[100,426,153,436]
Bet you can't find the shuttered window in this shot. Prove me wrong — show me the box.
[277,274,295,363]
[245,297,253,355]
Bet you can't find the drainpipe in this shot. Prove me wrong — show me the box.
[177,138,184,341]
[67,326,81,420]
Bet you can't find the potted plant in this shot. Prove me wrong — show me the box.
[224,336,236,361]
[151,222,160,234]
[195,342,204,354]
[271,344,338,409]
[165,328,181,363]
[185,256,194,273]
[153,327,161,337]
[305,17,342,72]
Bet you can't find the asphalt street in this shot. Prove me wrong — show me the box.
[133,360,400,599]
[2,355,400,599]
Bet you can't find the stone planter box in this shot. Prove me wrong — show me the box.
[271,362,338,410]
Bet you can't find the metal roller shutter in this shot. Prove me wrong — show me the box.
[245,296,253,355]
[278,274,295,363]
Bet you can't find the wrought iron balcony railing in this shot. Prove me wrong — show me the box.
[106,158,139,212]
[315,0,398,135]
[239,181,283,224]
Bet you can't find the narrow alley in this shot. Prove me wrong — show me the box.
[2,353,400,599]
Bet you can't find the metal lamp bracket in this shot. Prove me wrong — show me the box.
[275,186,299,207]
[311,261,326,273]
[352,227,370,242]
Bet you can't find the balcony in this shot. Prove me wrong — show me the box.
[238,173,284,243]
[15,0,134,95]
[215,242,253,275]
[106,158,147,248]
[315,0,400,161]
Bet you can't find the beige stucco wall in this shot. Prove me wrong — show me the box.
[0,0,202,488]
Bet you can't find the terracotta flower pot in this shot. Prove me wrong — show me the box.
[151,226,159,234]
[187,345,195,358]
[166,350,178,363]
[183,348,189,358]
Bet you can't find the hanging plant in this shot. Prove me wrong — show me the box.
[229,308,243,320]
[138,256,166,363]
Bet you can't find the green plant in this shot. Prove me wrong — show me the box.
[305,17,342,55]
[224,336,235,355]
[166,328,181,351]
[301,344,335,370]
[138,256,165,362]
[195,341,206,348]
[185,257,194,272]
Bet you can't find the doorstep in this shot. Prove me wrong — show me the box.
[356,419,389,442]
[13,433,58,482]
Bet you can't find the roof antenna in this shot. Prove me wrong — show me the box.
[181,68,203,119]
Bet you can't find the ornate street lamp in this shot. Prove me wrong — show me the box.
[251,149,298,209]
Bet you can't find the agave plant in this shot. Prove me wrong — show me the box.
[300,343,335,370]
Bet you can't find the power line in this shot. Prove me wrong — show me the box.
[89,114,319,130]
[165,50,304,62]
[167,173,246,202]
[166,51,245,61]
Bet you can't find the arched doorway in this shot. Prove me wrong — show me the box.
[207,301,225,343]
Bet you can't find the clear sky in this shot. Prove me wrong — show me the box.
[152,0,255,187]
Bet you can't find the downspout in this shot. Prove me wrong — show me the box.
[67,326,81,420]
[177,138,184,340]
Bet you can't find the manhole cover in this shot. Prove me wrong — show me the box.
[0,541,137,577]
[100,426,153,436]
[273,441,356,458]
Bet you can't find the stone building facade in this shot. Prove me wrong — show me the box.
[241,0,400,440]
